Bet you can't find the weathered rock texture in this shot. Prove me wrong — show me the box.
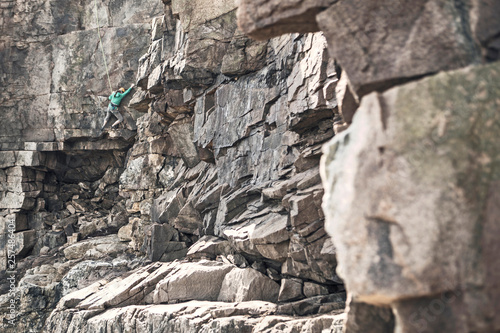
[322,61,500,333]
[0,0,345,332]
[3,0,498,332]
[236,0,500,332]
[0,0,161,271]
[0,1,162,330]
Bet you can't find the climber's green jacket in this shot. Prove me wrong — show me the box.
[108,87,133,106]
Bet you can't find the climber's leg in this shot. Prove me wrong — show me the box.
[101,107,113,130]
[111,109,124,128]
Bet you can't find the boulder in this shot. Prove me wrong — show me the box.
[237,0,337,40]
[159,245,189,262]
[151,190,185,224]
[172,202,203,235]
[60,259,143,297]
[41,231,67,249]
[218,267,280,303]
[303,282,329,298]
[186,235,231,260]
[57,280,107,310]
[250,213,289,261]
[148,223,179,261]
[321,61,500,330]
[120,155,166,191]
[55,262,175,311]
[63,235,128,260]
[277,293,346,316]
[153,261,234,303]
[78,217,108,239]
[117,223,134,242]
[288,193,323,230]
[278,278,304,302]
[317,0,480,96]
[335,72,359,125]
[76,263,173,310]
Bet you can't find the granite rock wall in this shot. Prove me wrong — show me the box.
[0,0,346,332]
[2,0,497,332]
[238,0,500,332]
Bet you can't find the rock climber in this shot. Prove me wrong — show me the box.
[101,84,135,130]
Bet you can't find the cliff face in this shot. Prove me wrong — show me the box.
[1,0,499,332]
[1,0,346,332]
[239,0,500,332]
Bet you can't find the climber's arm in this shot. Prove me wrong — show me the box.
[124,85,134,96]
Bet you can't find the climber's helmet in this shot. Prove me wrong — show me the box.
[119,87,125,93]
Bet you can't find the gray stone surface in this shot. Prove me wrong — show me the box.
[237,0,337,40]
[0,0,346,332]
[321,61,500,331]
[470,0,500,61]
[44,300,345,333]
[278,278,304,302]
[153,261,234,303]
[63,235,129,260]
[335,72,358,125]
[186,235,230,260]
[343,297,395,333]
[218,267,280,303]
[317,0,480,96]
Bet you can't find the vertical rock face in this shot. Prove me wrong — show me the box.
[322,62,500,331]
[0,0,161,145]
[122,0,342,300]
[1,8,161,332]
[237,0,500,332]
[0,0,162,275]
[1,0,346,332]
[3,0,497,332]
